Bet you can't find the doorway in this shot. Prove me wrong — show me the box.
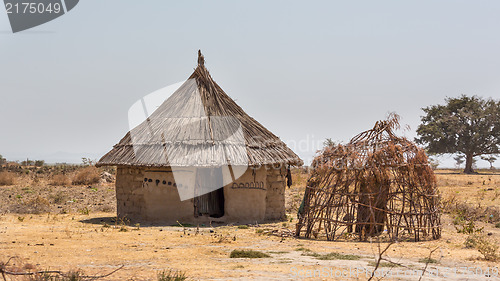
[194,168,225,218]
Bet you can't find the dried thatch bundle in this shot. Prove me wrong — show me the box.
[97,51,302,168]
[296,114,441,242]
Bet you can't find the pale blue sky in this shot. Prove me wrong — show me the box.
[1,1,499,167]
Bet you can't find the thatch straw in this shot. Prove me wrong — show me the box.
[97,50,302,168]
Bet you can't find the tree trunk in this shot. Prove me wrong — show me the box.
[464,152,475,174]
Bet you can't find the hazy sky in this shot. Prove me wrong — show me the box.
[1,1,499,167]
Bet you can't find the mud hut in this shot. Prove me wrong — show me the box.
[97,51,303,224]
[296,114,441,241]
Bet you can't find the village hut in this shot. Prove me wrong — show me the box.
[97,50,303,223]
[296,114,441,241]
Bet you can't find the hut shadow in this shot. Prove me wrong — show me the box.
[79,217,117,225]
[79,216,230,227]
[434,171,499,175]
[434,171,461,175]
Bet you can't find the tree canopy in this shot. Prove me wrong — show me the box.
[416,95,500,174]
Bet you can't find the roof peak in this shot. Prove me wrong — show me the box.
[198,50,205,66]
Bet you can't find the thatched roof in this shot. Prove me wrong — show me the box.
[97,50,303,168]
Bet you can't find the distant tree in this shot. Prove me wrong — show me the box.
[21,159,34,166]
[472,157,478,170]
[481,155,497,169]
[416,95,500,174]
[428,156,440,170]
[34,160,45,167]
[0,154,6,165]
[81,157,94,166]
[323,138,336,148]
[453,155,465,169]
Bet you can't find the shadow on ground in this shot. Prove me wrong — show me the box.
[79,216,232,227]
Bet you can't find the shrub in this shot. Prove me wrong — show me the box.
[446,199,500,225]
[295,247,311,252]
[317,252,361,260]
[50,174,71,186]
[301,250,361,260]
[0,171,16,185]
[27,270,84,281]
[157,269,187,281]
[238,225,249,229]
[465,234,499,261]
[96,205,114,213]
[418,257,439,264]
[78,207,90,215]
[367,261,402,268]
[22,196,51,214]
[465,234,478,249]
[454,218,483,234]
[475,236,499,261]
[230,250,270,258]
[72,166,100,185]
[49,191,66,204]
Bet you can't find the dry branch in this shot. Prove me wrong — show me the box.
[0,260,124,281]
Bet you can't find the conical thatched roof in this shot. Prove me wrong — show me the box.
[97,51,303,168]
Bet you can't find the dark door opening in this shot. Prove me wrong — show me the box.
[194,168,225,218]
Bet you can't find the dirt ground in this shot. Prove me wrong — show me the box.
[1,169,500,280]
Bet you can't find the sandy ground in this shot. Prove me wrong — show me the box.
[1,170,499,280]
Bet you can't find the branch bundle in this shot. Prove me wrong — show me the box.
[296,114,441,242]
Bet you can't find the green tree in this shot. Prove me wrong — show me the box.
[0,154,6,165]
[416,95,500,174]
[323,138,336,148]
[481,155,497,169]
[454,155,465,169]
[21,159,34,166]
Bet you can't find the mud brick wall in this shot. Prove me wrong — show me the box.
[264,165,287,221]
[115,166,146,220]
[114,165,288,223]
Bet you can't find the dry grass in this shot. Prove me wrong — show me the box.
[49,174,71,186]
[21,196,51,214]
[301,250,362,260]
[49,190,66,204]
[1,169,499,280]
[157,269,188,281]
[0,171,16,186]
[72,167,100,185]
[465,233,499,261]
[230,249,270,258]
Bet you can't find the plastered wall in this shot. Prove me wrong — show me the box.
[114,164,287,223]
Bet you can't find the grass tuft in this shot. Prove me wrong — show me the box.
[367,261,403,268]
[0,171,16,185]
[72,166,100,185]
[157,269,187,281]
[418,257,439,264]
[295,247,311,252]
[301,250,361,260]
[49,174,71,186]
[230,250,270,258]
